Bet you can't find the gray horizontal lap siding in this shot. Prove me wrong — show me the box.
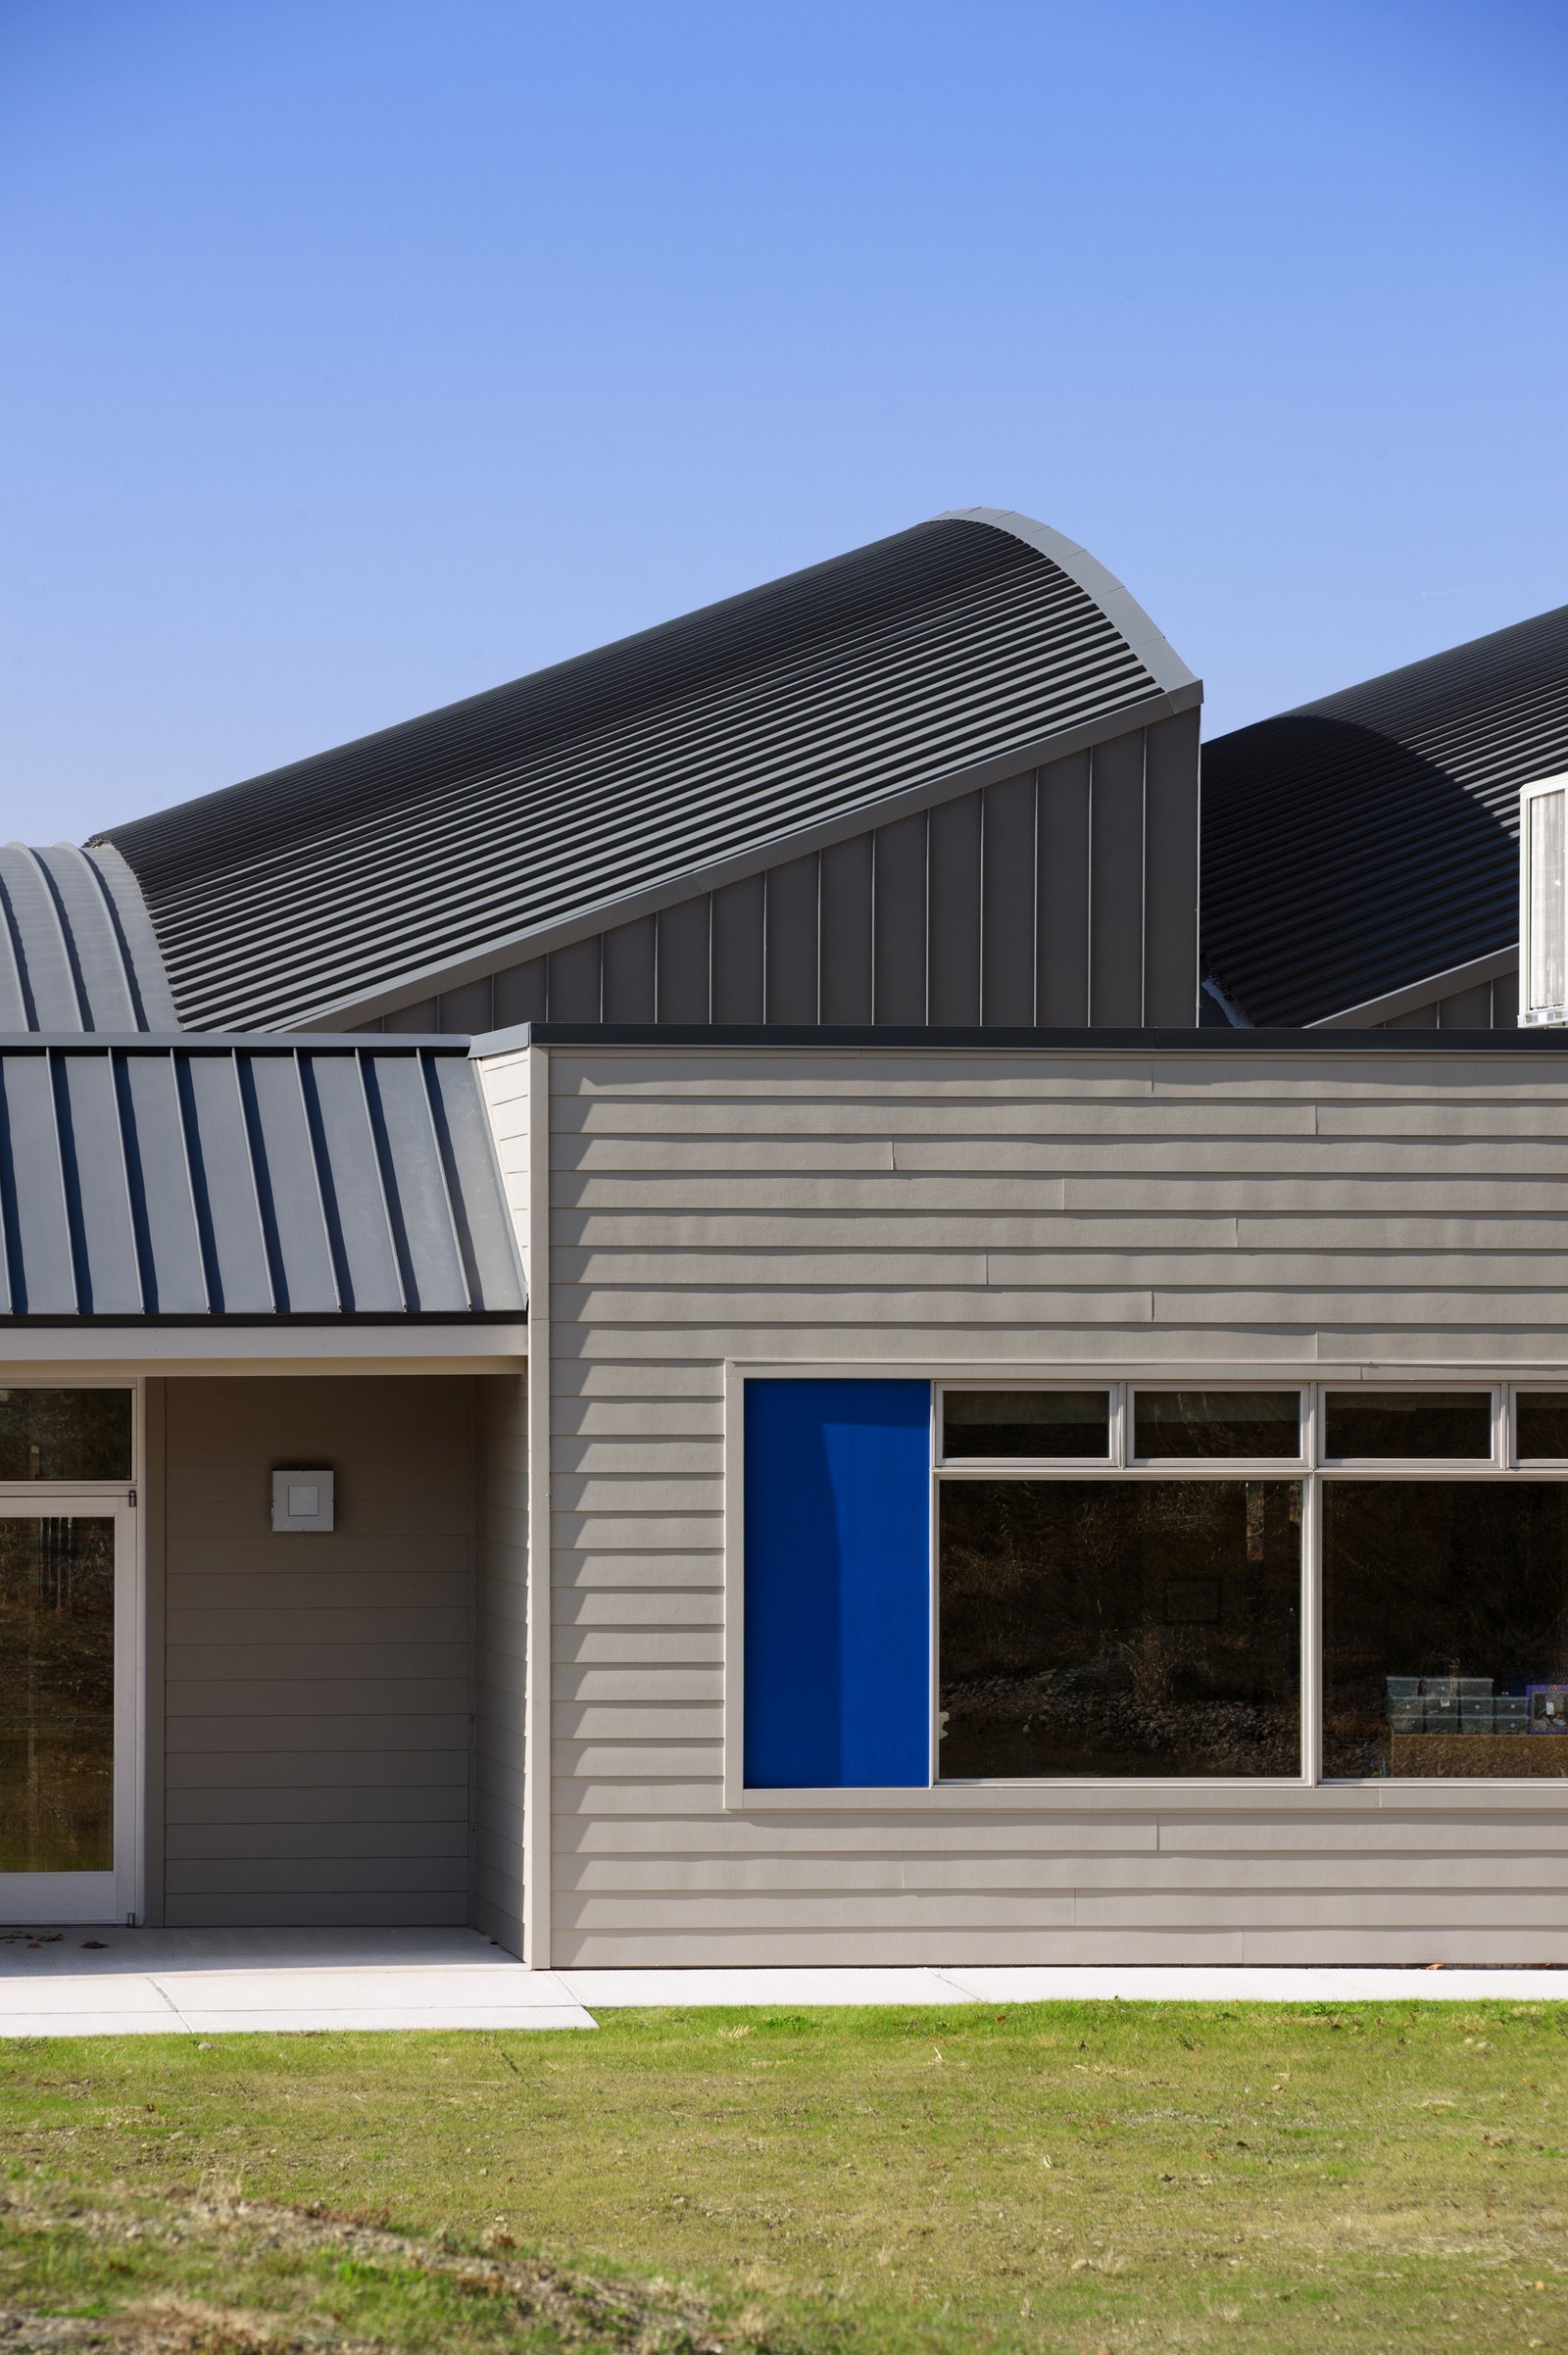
[368,714,1199,1034]
[0,1041,524,1319]
[535,1043,1568,1967]
[101,519,1181,1032]
[160,1377,478,1931]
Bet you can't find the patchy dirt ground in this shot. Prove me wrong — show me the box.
[0,2181,738,2354]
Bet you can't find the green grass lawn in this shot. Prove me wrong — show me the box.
[3,2000,1567,2353]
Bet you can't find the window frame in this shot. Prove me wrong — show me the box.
[724,1367,1568,1807]
[932,1378,1568,1793]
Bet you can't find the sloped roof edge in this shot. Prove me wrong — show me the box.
[938,510,1198,698]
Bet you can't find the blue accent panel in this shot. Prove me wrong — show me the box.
[743,1378,932,1789]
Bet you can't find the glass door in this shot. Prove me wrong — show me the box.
[0,1507,134,1924]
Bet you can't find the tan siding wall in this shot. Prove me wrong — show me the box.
[162,1376,477,1929]
[541,1044,1568,1967]
[475,1373,527,1951]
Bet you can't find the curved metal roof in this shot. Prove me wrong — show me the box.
[1201,602,1568,1027]
[0,843,177,1031]
[0,1037,524,1321]
[96,512,1194,1032]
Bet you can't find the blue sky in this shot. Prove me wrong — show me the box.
[2,0,1564,843]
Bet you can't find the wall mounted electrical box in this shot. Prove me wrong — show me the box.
[271,1468,334,1532]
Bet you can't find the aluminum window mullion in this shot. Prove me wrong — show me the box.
[1301,1468,1322,1787]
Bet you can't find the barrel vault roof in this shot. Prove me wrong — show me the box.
[93,511,1196,1032]
[1201,602,1568,1028]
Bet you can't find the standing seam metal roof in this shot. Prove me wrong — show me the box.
[96,513,1194,1031]
[0,1038,525,1320]
[0,844,178,1031]
[1201,603,1568,1027]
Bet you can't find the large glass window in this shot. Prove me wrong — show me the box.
[0,1391,131,1483]
[923,1381,1568,1786]
[939,1479,1301,1780]
[1323,1482,1568,1780]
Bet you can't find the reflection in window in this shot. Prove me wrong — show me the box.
[0,1517,116,1871]
[939,1481,1300,1779]
[1324,1391,1492,1459]
[1518,1394,1568,1460]
[1134,1390,1300,1459]
[942,1390,1108,1460]
[1323,1482,1568,1778]
[0,1392,131,1482]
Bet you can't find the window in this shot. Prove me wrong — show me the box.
[1517,1392,1568,1461]
[0,1391,131,1483]
[940,1479,1300,1778]
[1522,776,1568,1026]
[1324,1390,1492,1460]
[1324,1483,1568,1779]
[942,1388,1108,1460]
[929,1380,1568,1787]
[1134,1389,1300,1460]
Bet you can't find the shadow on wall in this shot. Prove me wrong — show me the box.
[1200,715,1519,1027]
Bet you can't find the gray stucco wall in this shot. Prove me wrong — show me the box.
[158,1375,478,1929]
[363,712,1200,1035]
[509,1038,1568,1969]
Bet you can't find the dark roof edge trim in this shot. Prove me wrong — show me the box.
[0,1311,527,1329]
[0,1032,466,1053]
[1306,946,1519,1030]
[296,680,1200,1033]
[470,1020,1564,1055]
[942,510,1200,697]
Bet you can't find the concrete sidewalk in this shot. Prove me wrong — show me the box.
[4,1930,1568,2035]
[0,1929,593,2036]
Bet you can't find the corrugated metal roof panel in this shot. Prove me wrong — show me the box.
[1201,603,1568,1027]
[0,1040,524,1322]
[96,513,1194,1031]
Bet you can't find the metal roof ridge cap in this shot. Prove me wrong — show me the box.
[937,509,1200,698]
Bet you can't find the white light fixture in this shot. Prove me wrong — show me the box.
[1520,775,1568,1026]
[270,1468,335,1532]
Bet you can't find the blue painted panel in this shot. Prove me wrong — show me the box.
[743,1378,932,1789]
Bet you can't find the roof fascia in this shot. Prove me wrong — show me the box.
[941,510,1200,698]
[297,679,1202,1033]
[469,1019,1566,1056]
[1306,945,1519,1029]
[0,1032,465,1052]
[0,1324,527,1362]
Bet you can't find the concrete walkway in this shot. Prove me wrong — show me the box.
[3,1930,1568,2035]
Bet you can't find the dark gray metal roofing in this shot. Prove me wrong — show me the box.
[95,512,1195,1032]
[0,1038,524,1321]
[1201,603,1568,1027]
[0,844,178,1031]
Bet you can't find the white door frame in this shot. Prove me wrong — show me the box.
[0,1488,140,1927]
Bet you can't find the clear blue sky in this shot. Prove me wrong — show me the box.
[2,0,1565,844]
